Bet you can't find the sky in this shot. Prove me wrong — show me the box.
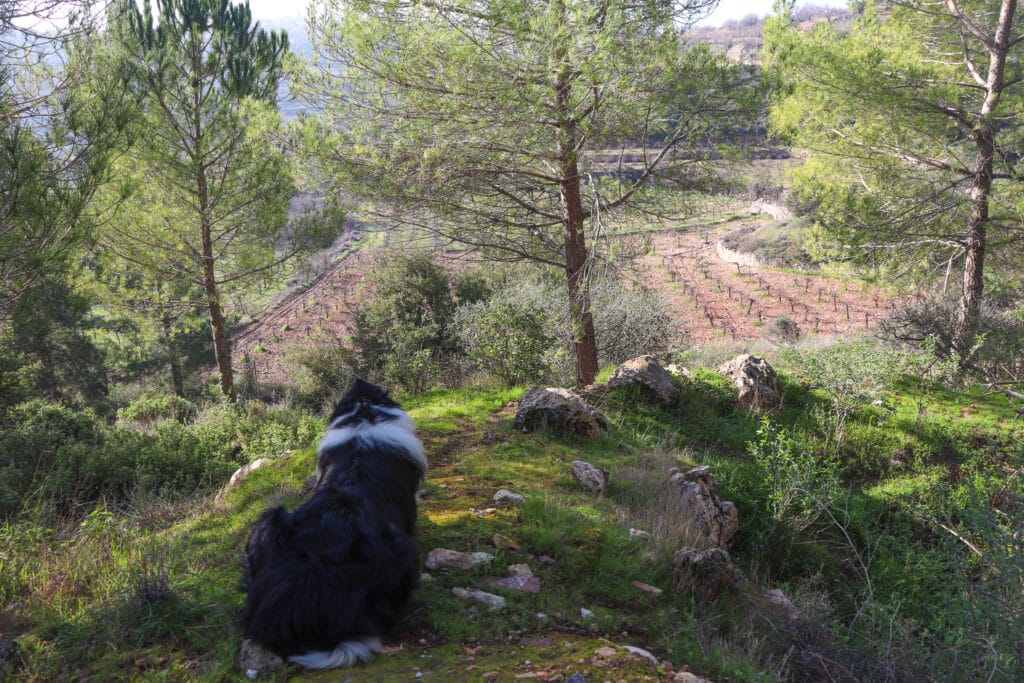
[246,0,851,24]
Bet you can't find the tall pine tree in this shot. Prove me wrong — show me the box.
[112,0,292,398]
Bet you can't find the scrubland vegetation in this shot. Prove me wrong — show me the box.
[3,0,1024,680]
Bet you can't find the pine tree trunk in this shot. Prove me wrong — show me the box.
[952,0,1016,360]
[954,136,990,360]
[202,220,234,400]
[555,60,599,387]
[161,312,185,398]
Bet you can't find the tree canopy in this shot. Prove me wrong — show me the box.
[766,0,1024,358]
[106,0,310,398]
[292,0,758,384]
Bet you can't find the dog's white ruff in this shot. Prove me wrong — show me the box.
[317,413,427,472]
[288,636,383,669]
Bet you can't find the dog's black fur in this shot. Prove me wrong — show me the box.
[242,379,426,667]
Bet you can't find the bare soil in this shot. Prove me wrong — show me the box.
[233,221,907,385]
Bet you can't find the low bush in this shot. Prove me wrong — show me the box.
[0,398,321,520]
[118,391,197,424]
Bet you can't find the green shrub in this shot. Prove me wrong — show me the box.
[118,392,197,424]
[288,342,356,410]
[455,298,555,386]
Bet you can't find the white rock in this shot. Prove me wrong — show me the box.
[425,548,494,571]
[580,608,595,620]
[623,645,659,666]
[508,563,533,578]
[452,587,506,610]
[494,489,526,505]
[628,528,652,540]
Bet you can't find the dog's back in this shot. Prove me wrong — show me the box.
[242,380,426,668]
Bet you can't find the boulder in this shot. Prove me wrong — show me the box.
[608,355,678,406]
[571,460,609,495]
[487,575,541,593]
[672,546,747,597]
[717,354,782,413]
[514,387,609,436]
[425,548,494,571]
[669,466,739,550]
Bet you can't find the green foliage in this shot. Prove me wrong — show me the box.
[288,341,357,411]
[748,418,840,530]
[118,391,197,424]
[782,339,900,448]
[455,296,555,387]
[348,251,459,393]
[0,398,320,520]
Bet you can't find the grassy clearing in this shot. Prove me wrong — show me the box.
[2,363,1022,680]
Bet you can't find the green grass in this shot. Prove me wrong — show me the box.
[3,367,1023,681]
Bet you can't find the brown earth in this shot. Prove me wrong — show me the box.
[233,220,908,386]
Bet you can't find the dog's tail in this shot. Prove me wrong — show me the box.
[287,637,383,669]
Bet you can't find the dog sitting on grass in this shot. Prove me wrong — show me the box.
[242,379,426,669]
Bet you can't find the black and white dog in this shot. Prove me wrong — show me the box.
[242,379,427,669]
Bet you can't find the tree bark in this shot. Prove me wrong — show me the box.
[554,58,599,387]
[952,0,1016,361]
[161,311,185,397]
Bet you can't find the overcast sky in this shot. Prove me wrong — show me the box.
[247,0,851,25]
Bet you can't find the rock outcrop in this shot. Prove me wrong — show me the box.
[669,465,739,550]
[514,387,609,436]
[425,548,494,571]
[717,354,782,413]
[608,355,678,406]
[571,460,610,495]
[672,547,747,596]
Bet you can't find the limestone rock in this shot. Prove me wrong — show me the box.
[487,575,541,593]
[425,548,494,571]
[493,489,526,505]
[571,460,609,495]
[632,580,663,598]
[623,645,659,666]
[669,466,739,550]
[492,533,520,551]
[672,547,747,597]
[628,528,652,540]
[717,354,782,413]
[508,563,533,577]
[452,587,506,610]
[665,363,694,379]
[238,638,284,673]
[514,387,609,436]
[608,355,679,406]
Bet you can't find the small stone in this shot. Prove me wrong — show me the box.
[245,670,257,680]
[415,673,423,679]
[452,587,506,610]
[535,613,547,621]
[623,646,658,666]
[420,572,434,582]
[571,461,609,495]
[580,608,595,620]
[488,575,541,593]
[628,528,652,540]
[426,548,495,571]
[594,647,619,658]
[674,672,714,682]
[508,563,533,577]
[494,490,527,505]
[539,555,556,565]
[664,364,694,379]
[238,638,284,673]
[631,580,663,598]
[493,534,520,551]
[519,637,554,647]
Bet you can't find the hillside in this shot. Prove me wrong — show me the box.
[4,358,1023,680]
